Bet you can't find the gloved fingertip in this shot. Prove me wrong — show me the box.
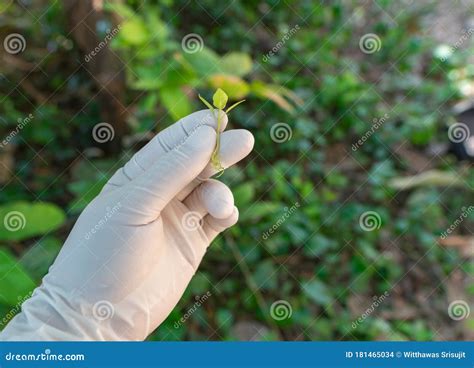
[243,129,255,152]
[208,194,234,219]
[201,180,234,219]
[230,205,239,226]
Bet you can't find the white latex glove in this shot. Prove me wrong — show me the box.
[1,110,254,341]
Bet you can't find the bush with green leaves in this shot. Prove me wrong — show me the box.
[0,0,472,341]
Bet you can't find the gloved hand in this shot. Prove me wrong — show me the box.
[1,110,254,341]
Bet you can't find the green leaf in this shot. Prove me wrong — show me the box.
[251,81,294,113]
[119,19,149,46]
[0,248,35,306]
[208,74,250,100]
[68,177,108,213]
[186,272,211,295]
[198,95,214,111]
[67,159,115,213]
[158,57,197,89]
[304,235,336,258]
[253,260,278,291]
[213,88,228,110]
[104,2,136,18]
[219,52,253,77]
[388,170,465,190]
[0,202,66,242]
[197,88,244,174]
[182,47,220,78]
[233,183,255,207]
[159,87,192,120]
[302,279,332,306]
[216,309,234,331]
[267,84,304,106]
[226,100,246,113]
[19,237,61,281]
[132,64,164,90]
[240,202,281,222]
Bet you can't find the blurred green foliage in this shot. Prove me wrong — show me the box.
[0,0,473,340]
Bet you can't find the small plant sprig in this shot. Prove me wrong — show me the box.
[199,88,245,176]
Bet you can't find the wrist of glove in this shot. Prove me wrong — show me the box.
[1,110,254,341]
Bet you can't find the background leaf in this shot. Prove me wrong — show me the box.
[219,52,253,77]
[0,202,66,242]
[0,248,35,306]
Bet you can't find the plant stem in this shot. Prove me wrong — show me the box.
[211,109,224,175]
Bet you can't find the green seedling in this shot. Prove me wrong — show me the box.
[198,88,245,176]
